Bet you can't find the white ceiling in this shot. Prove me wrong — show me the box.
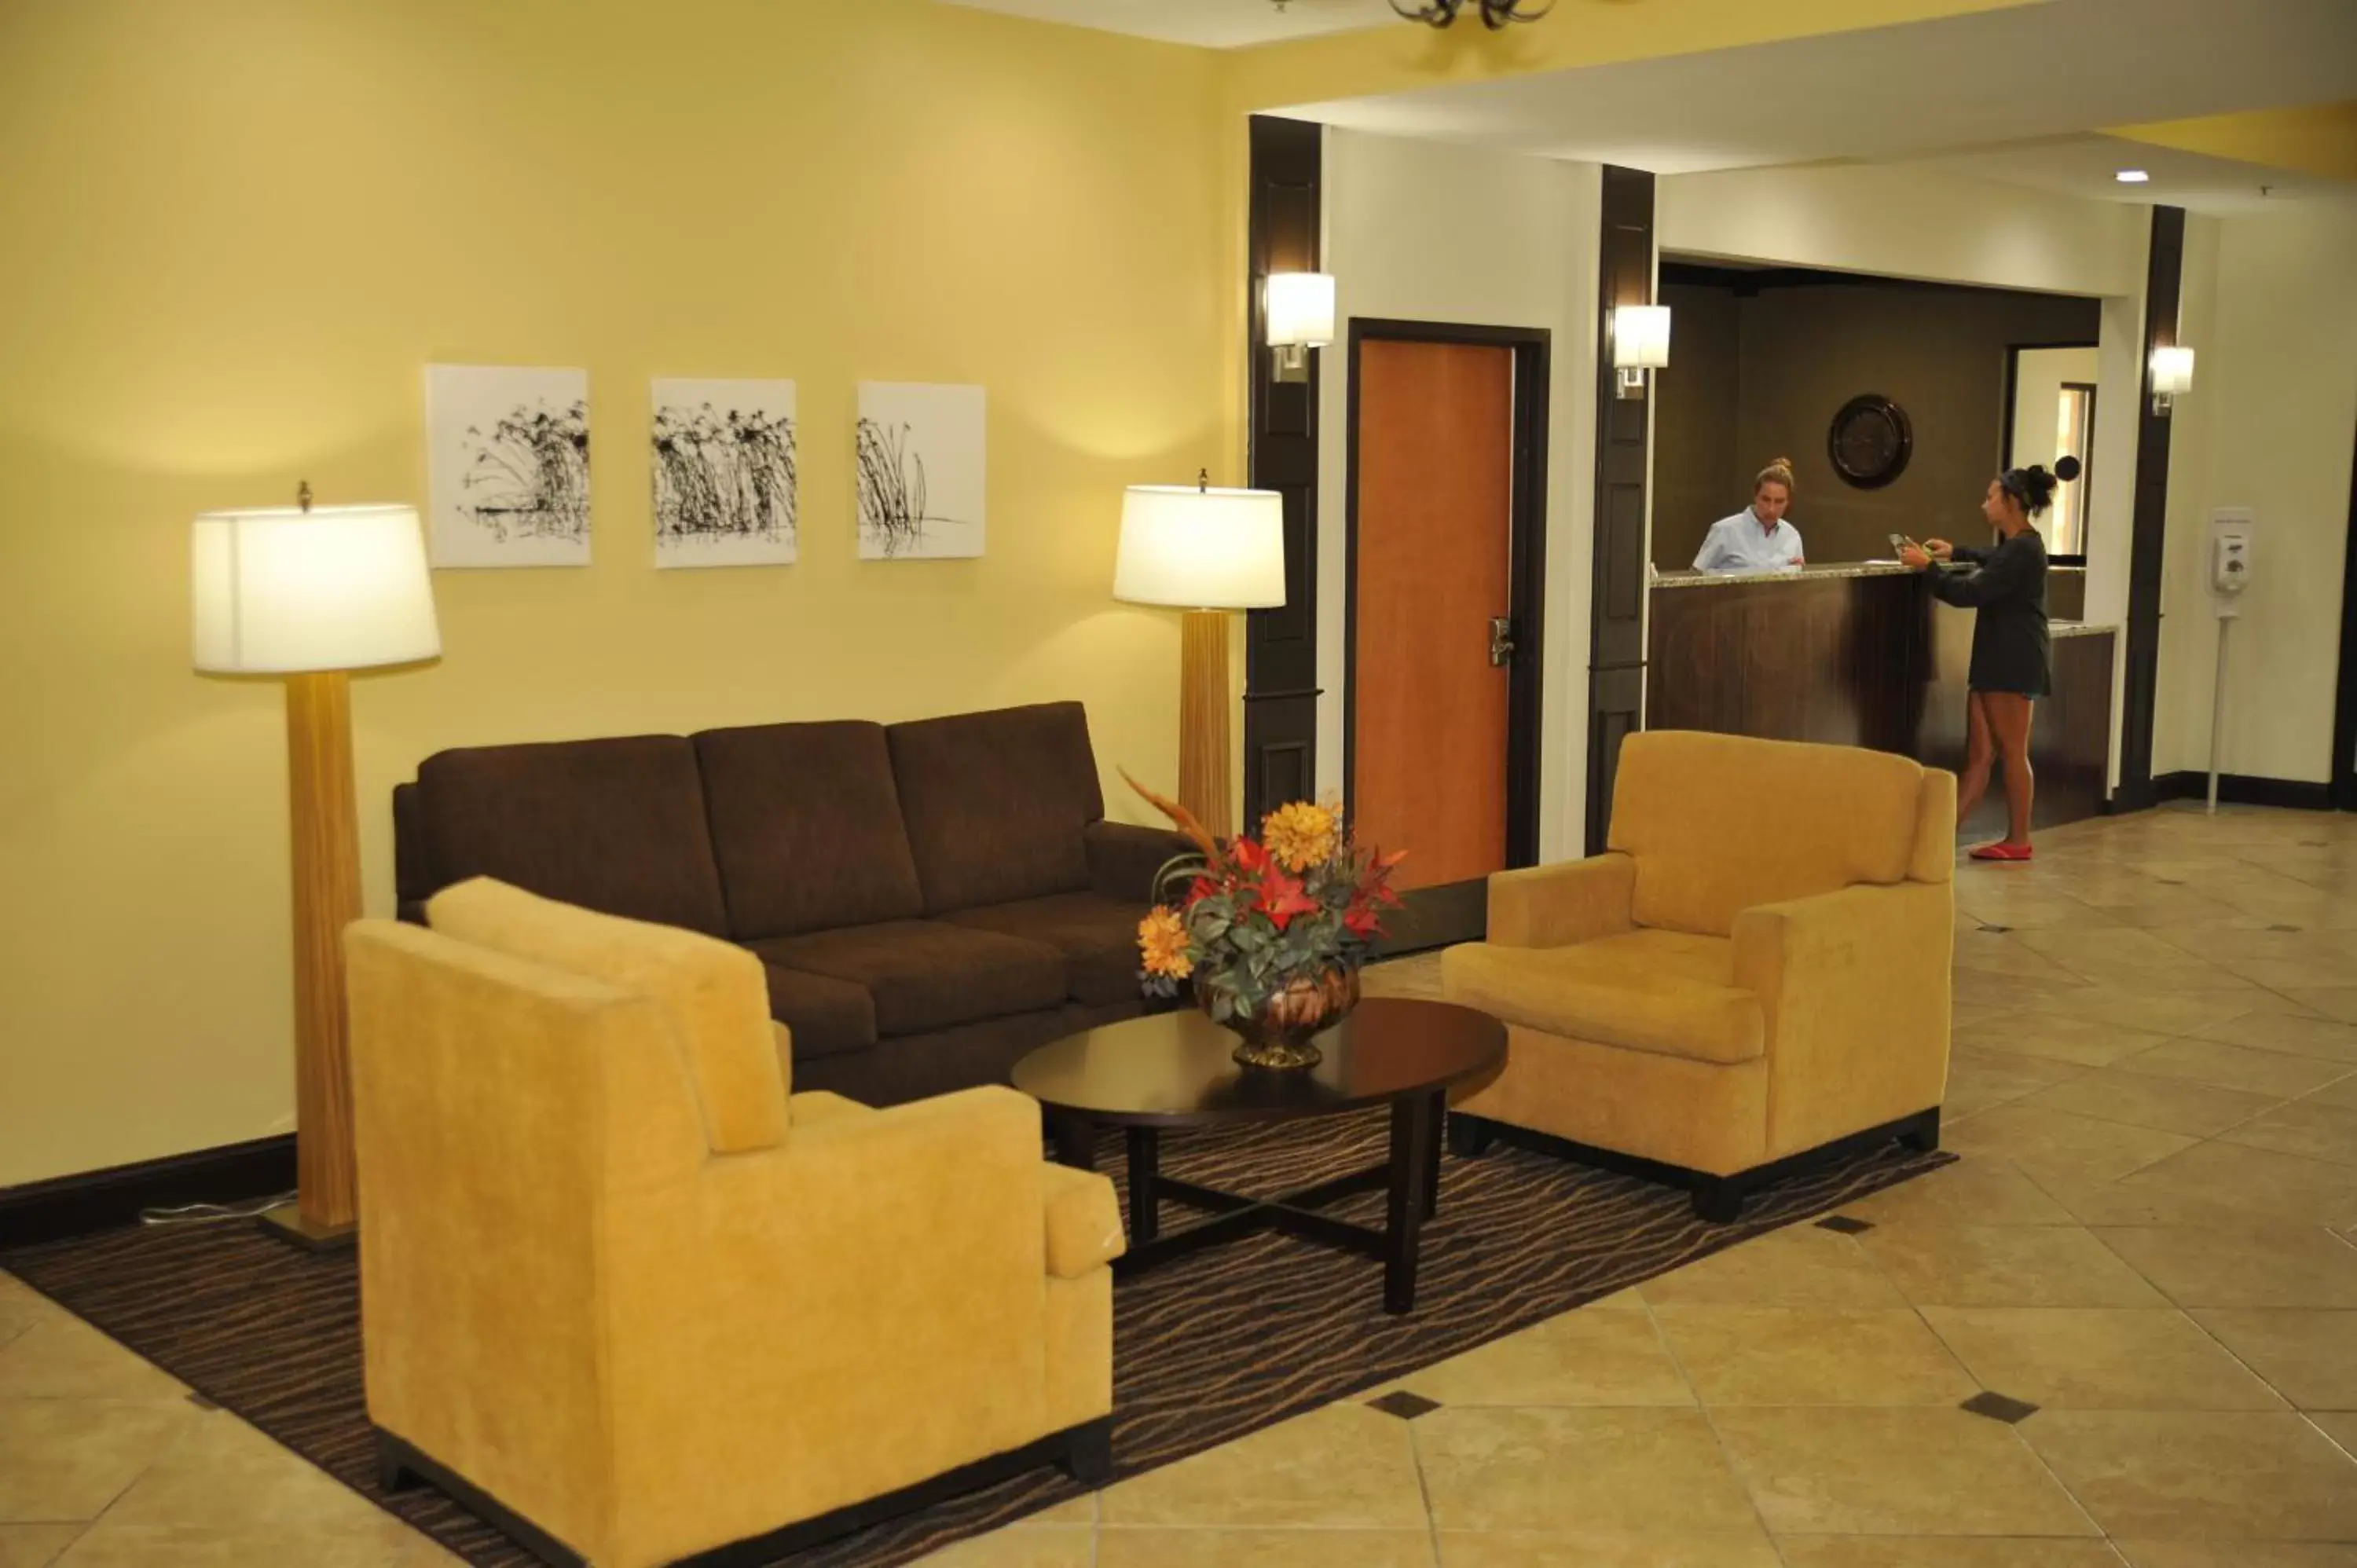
[937,0,1398,49]
[1910,134,2341,214]
[1278,0,2356,199]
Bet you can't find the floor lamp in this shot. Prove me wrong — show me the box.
[192,489,441,1248]
[1114,473,1287,840]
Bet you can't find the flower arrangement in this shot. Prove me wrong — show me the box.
[1127,772,1406,1068]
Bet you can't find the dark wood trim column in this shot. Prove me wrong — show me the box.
[1243,115,1323,825]
[2334,413,2357,811]
[1587,165,1655,853]
[2115,204,2187,813]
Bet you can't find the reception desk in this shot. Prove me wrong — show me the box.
[1647,562,2114,831]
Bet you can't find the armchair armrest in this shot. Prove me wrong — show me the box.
[1483,853,1637,948]
[608,1085,1066,1548]
[1732,881,1952,1158]
[1086,819,1197,903]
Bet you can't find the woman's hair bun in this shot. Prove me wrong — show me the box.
[2004,464,2060,515]
[2054,454,2084,483]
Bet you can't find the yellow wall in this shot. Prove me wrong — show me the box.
[0,0,1236,1185]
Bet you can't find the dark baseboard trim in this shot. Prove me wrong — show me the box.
[1446,1108,1938,1224]
[379,1416,1113,1568]
[2151,771,2337,811]
[0,1135,295,1250]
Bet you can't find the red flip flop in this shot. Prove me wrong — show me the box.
[1969,841,2034,863]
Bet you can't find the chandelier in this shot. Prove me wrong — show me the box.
[1387,0,1556,26]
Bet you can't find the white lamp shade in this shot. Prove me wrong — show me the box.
[1114,484,1287,610]
[192,504,442,674]
[1614,304,1672,371]
[1266,272,1336,350]
[2150,344,2196,395]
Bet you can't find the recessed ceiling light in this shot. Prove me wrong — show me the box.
[2115,169,2151,184]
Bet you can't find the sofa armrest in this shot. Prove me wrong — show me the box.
[1042,1162,1125,1278]
[1483,853,1638,948]
[1086,819,1197,904]
[1732,880,1953,1158]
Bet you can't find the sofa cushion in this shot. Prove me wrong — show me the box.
[692,720,928,941]
[944,893,1143,1007]
[887,703,1105,914]
[1440,929,1765,1066]
[1609,731,1926,937]
[757,965,880,1062]
[416,735,730,936]
[750,921,1066,1038]
[425,877,788,1153]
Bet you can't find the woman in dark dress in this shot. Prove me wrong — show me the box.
[1901,464,2059,862]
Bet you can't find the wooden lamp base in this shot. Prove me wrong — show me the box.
[1178,610,1235,841]
[258,670,363,1251]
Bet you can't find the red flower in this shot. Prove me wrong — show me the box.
[1228,837,1270,876]
[1256,865,1320,932]
[1343,902,1383,937]
[1186,875,1217,904]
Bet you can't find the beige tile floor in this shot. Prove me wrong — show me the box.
[5,803,2355,1568]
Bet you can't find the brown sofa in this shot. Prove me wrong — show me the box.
[393,702,1186,1107]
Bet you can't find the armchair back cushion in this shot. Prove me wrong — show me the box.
[1609,731,1930,936]
[414,735,731,936]
[427,877,790,1152]
[693,720,927,940]
[888,702,1105,914]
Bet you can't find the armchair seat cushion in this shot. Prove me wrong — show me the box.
[750,921,1066,1038]
[944,893,1144,1007]
[1042,1163,1124,1279]
[1442,929,1765,1066]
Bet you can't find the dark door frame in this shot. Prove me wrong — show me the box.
[1999,339,2102,566]
[2333,414,2357,811]
[1343,317,1552,951]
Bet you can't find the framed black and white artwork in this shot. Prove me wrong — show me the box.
[425,365,592,568]
[856,382,985,561]
[650,378,797,569]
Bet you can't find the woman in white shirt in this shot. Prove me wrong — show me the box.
[1692,458,1805,573]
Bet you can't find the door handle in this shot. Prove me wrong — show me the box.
[1489,616,1516,668]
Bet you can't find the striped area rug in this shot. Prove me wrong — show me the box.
[4,1114,1946,1567]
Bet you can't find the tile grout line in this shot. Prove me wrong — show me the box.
[1632,1286,1794,1566]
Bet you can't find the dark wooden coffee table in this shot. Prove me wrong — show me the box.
[1010,998,1505,1314]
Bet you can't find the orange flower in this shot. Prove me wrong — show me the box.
[1138,905,1193,980]
[1261,800,1338,873]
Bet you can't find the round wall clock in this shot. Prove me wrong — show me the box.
[1827,394,1914,489]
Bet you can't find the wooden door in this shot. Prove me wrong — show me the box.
[1351,338,1516,913]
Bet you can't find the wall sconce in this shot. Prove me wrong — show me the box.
[1266,271,1335,384]
[2150,344,2195,416]
[1612,303,1672,400]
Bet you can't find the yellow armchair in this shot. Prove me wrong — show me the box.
[1442,731,1954,1221]
[346,880,1120,1568]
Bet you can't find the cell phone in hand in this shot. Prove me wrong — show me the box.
[1888,533,1915,556]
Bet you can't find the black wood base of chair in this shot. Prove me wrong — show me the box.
[376,1413,1116,1567]
[1442,1106,1940,1224]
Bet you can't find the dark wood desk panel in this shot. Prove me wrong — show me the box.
[1648,567,2113,830]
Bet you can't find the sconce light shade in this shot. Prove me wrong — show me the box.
[1115,483,1287,610]
[1613,304,1673,371]
[192,504,441,674]
[1266,272,1336,350]
[2150,345,2196,396]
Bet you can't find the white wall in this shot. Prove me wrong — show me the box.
[2156,201,2357,785]
[1318,128,1601,861]
[1658,163,2149,299]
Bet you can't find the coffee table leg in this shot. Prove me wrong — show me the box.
[1050,1112,1097,1171]
[1126,1126,1160,1246]
[1384,1094,1435,1315]
[1422,1090,1446,1216]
